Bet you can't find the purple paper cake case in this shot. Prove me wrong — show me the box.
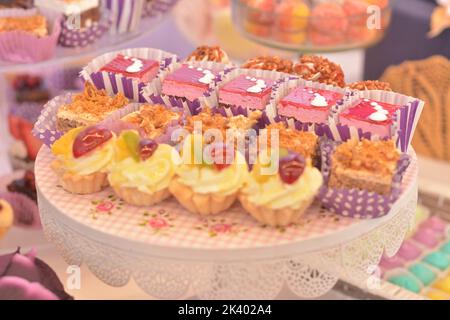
[142,0,179,18]
[0,9,62,63]
[317,140,411,219]
[101,0,144,35]
[331,90,425,153]
[32,93,72,147]
[142,60,234,108]
[202,67,291,114]
[262,77,349,132]
[58,11,111,48]
[80,47,178,102]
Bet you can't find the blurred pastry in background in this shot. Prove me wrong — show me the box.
[0,199,14,239]
[242,56,294,73]
[293,55,345,87]
[275,0,310,44]
[186,45,230,63]
[347,80,392,91]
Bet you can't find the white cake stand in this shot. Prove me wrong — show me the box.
[35,146,419,299]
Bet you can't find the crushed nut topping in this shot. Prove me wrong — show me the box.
[347,80,392,91]
[293,55,345,87]
[333,139,400,176]
[61,82,128,116]
[265,123,319,159]
[0,15,48,37]
[242,56,294,73]
[186,46,229,63]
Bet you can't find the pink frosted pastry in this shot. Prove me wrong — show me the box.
[162,64,218,102]
[379,255,404,270]
[339,98,401,138]
[413,227,440,248]
[278,86,343,123]
[100,54,160,83]
[397,240,422,261]
[219,75,275,110]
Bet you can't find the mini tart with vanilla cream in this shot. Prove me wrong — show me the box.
[239,149,323,227]
[56,82,128,132]
[108,130,180,206]
[0,199,14,239]
[169,134,249,216]
[51,125,116,194]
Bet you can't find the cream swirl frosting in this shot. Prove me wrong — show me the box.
[51,128,116,176]
[242,164,323,210]
[108,144,180,194]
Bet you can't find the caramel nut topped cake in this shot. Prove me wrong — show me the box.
[0,14,48,37]
[186,45,229,63]
[122,104,181,139]
[242,56,294,74]
[328,139,401,195]
[185,108,262,143]
[293,55,345,87]
[56,82,128,131]
[265,123,319,161]
[347,80,392,91]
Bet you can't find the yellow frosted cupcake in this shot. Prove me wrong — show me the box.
[108,131,180,206]
[51,125,116,194]
[240,149,323,227]
[169,134,249,216]
[0,199,14,239]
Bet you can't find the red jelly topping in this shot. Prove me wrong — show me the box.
[340,99,401,124]
[208,143,234,171]
[100,54,159,79]
[139,139,159,161]
[280,86,343,110]
[279,153,306,184]
[73,126,113,158]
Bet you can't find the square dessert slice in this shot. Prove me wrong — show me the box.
[339,98,401,138]
[161,64,218,102]
[100,54,160,83]
[0,15,48,37]
[56,82,128,132]
[34,0,100,28]
[278,86,343,123]
[328,139,400,195]
[122,104,181,139]
[265,123,319,162]
[218,74,275,110]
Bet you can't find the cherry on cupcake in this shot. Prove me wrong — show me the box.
[208,143,235,171]
[139,139,159,161]
[73,126,113,158]
[279,152,306,184]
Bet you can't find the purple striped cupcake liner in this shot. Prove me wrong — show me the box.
[102,0,144,34]
[142,0,179,18]
[317,139,411,219]
[80,47,178,102]
[58,10,111,48]
[332,90,424,153]
[142,60,233,109]
[202,67,291,113]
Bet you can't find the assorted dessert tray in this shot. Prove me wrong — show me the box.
[232,0,392,52]
[32,45,424,230]
[0,0,175,63]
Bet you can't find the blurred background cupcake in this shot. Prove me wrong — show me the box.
[101,0,144,35]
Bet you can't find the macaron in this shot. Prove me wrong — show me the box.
[433,276,450,295]
[413,227,440,248]
[379,255,404,270]
[398,240,422,261]
[421,216,447,236]
[388,274,422,293]
[440,241,450,255]
[426,289,450,300]
[408,263,436,286]
[423,252,450,271]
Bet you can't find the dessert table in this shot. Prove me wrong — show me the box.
[36,146,419,299]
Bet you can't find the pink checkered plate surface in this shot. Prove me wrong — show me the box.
[35,146,418,262]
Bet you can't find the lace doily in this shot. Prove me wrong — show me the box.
[36,147,418,299]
